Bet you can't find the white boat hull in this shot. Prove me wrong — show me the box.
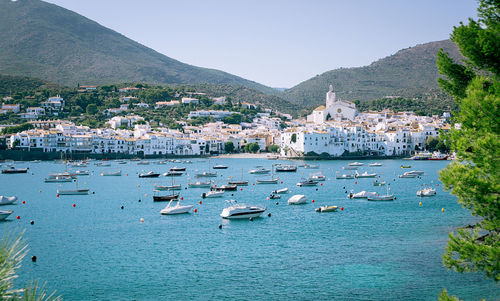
[0,196,17,205]
[57,189,89,195]
[160,205,193,215]
[0,210,13,220]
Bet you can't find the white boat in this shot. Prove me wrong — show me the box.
[188,181,212,188]
[315,205,338,213]
[417,187,436,197]
[213,164,228,169]
[296,179,318,187]
[49,172,76,178]
[44,176,74,183]
[308,174,326,181]
[348,162,364,166]
[160,200,193,215]
[368,163,383,167]
[155,184,182,191]
[272,188,289,194]
[373,179,386,186]
[196,171,217,177]
[399,173,418,178]
[0,196,17,205]
[348,190,377,199]
[336,172,354,179]
[256,178,279,184]
[74,170,89,176]
[303,164,320,169]
[288,194,307,205]
[100,170,122,176]
[57,189,89,195]
[115,160,127,164]
[137,160,150,165]
[249,167,270,174]
[405,170,424,176]
[0,210,13,221]
[202,190,224,198]
[355,171,377,178]
[367,186,395,201]
[342,166,358,170]
[220,200,266,219]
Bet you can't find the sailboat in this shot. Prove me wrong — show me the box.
[367,185,395,201]
[256,164,279,184]
[228,168,249,186]
[155,173,182,191]
[57,180,89,195]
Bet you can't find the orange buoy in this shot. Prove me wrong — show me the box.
[340,207,344,211]
[145,194,147,197]
[267,197,270,200]
[419,202,422,206]
[441,208,445,212]
[312,200,315,203]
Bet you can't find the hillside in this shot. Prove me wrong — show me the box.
[0,0,275,94]
[283,40,463,108]
[0,74,61,95]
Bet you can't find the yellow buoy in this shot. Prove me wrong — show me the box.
[441,208,445,212]
[419,202,422,206]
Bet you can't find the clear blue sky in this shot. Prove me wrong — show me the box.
[45,0,477,88]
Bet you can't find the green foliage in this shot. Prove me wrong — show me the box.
[0,231,60,300]
[0,0,274,95]
[267,144,280,153]
[438,289,461,301]
[356,96,457,116]
[223,113,242,124]
[224,141,235,153]
[436,50,475,99]
[284,40,464,108]
[85,104,98,115]
[291,133,297,143]
[426,136,449,153]
[243,143,260,153]
[437,0,500,286]
[1,123,34,135]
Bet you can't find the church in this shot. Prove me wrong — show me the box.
[306,85,357,124]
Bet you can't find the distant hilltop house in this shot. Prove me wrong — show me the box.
[155,101,180,108]
[20,107,45,120]
[107,115,144,129]
[241,102,256,109]
[78,85,97,92]
[307,85,357,124]
[40,95,65,115]
[118,87,140,93]
[120,96,137,102]
[212,96,226,105]
[181,97,199,105]
[1,104,21,113]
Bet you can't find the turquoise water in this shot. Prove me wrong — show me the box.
[0,159,498,300]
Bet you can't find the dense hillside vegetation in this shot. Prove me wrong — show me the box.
[0,0,275,94]
[284,40,464,109]
[0,74,59,95]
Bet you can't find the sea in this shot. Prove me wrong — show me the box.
[0,158,498,300]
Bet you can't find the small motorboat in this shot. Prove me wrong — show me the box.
[275,165,297,172]
[160,200,193,215]
[355,171,377,178]
[0,210,13,221]
[157,160,168,165]
[169,167,186,172]
[401,165,411,168]
[429,153,448,160]
[153,191,180,202]
[417,187,436,197]
[57,189,89,195]
[249,167,270,174]
[368,163,383,167]
[188,181,212,188]
[336,173,354,179]
[399,173,418,178]
[287,194,307,205]
[183,160,193,164]
[2,167,28,174]
[100,170,122,176]
[308,174,326,181]
[296,180,319,187]
[303,164,319,169]
[115,160,127,164]
[155,184,182,191]
[348,190,377,199]
[373,179,386,186]
[212,184,238,191]
[137,160,150,165]
[342,166,358,170]
[367,186,395,201]
[44,176,74,183]
[139,171,160,178]
[228,180,249,186]
[256,178,279,184]
[315,205,338,213]
[0,196,17,205]
[272,188,289,194]
[74,170,90,176]
[196,171,217,177]
[202,191,224,198]
[213,165,228,169]
[269,194,281,199]
[220,200,266,219]
[405,170,425,176]
[164,171,183,177]
[348,162,364,166]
